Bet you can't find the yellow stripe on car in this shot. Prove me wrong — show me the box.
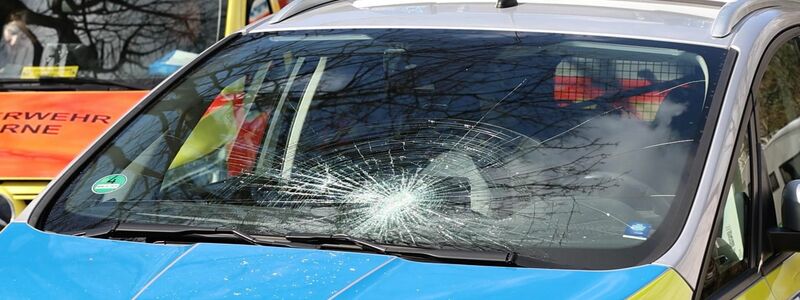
[628,268,692,299]
[765,254,800,300]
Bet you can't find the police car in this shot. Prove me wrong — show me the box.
[2,0,800,298]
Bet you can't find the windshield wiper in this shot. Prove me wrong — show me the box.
[74,226,560,267]
[0,77,144,90]
[286,233,388,253]
[73,222,292,247]
[285,233,561,268]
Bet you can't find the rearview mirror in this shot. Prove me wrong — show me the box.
[0,195,13,229]
[768,180,800,252]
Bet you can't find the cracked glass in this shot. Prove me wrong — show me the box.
[41,29,729,269]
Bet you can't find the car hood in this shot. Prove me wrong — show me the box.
[0,223,667,299]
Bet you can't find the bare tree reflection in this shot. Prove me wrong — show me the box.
[45,30,712,264]
[1,0,219,85]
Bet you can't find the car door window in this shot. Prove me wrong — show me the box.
[701,127,752,298]
[754,32,800,300]
[755,37,800,225]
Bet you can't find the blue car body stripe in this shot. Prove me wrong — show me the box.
[0,222,668,299]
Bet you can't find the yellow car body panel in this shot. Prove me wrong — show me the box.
[736,279,776,300]
[765,254,800,300]
[626,261,798,300]
[628,268,692,299]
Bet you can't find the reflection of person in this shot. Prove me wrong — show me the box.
[0,13,39,76]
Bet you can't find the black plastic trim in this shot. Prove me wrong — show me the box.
[767,228,800,252]
[496,0,518,8]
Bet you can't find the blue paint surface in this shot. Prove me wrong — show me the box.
[137,244,394,299]
[0,223,667,299]
[333,258,664,299]
[0,223,189,299]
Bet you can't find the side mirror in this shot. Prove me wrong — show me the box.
[0,195,13,229]
[768,180,800,252]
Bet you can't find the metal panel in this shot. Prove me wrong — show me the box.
[712,0,800,37]
[267,0,339,24]
[250,1,729,47]
[0,222,669,298]
[655,8,800,288]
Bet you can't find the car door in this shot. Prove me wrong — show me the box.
[695,108,775,299]
[692,27,800,299]
[752,28,800,300]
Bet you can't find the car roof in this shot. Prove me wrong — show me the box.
[244,0,782,48]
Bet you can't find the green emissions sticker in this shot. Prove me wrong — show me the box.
[91,174,127,194]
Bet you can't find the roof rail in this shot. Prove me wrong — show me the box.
[712,0,799,38]
[267,0,339,25]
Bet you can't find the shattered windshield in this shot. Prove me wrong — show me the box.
[0,0,223,87]
[40,29,729,268]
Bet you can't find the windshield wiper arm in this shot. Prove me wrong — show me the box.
[285,233,387,253]
[74,222,290,247]
[0,77,144,90]
[76,226,561,267]
[285,233,562,268]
